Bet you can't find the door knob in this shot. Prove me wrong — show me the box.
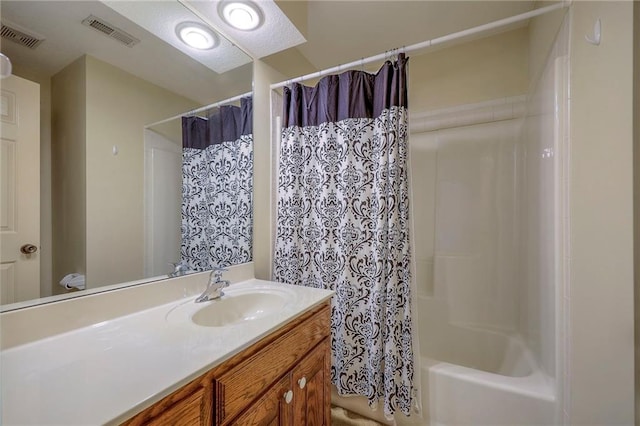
[283,390,293,404]
[20,244,38,254]
[298,377,307,389]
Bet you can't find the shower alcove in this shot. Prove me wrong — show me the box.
[324,7,570,426]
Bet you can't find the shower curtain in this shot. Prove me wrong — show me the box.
[273,55,416,417]
[181,97,253,271]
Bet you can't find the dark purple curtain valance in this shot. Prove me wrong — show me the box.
[282,53,408,128]
[182,96,253,149]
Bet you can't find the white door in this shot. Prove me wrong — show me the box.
[0,75,40,304]
[144,129,182,278]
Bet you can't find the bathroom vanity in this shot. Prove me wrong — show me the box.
[124,302,331,425]
[0,276,333,425]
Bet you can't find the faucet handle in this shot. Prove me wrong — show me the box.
[168,262,188,277]
[211,267,228,282]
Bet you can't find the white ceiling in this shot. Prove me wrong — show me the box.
[102,0,252,74]
[184,0,307,59]
[0,1,253,104]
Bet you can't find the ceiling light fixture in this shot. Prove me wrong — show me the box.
[0,53,12,78]
[176,22,218,50]
[219,1,263,31]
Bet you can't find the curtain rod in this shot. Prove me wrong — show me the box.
[145,91,253,129]
[270,1,569,90]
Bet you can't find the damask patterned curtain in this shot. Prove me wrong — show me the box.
[181,97,253,270]
[273,55,416,417]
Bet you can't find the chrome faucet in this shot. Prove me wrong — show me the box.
[195,267,230,303]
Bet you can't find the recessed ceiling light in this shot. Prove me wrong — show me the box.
[176,22,218,50]
[219,1,264,31]
[0,53,12,78]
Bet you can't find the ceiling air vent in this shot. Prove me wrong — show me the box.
[0,21,45,49]
[81,15,140,48]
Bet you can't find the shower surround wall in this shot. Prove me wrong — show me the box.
[403,19,569,424]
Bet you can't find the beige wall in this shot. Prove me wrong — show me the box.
[634,1,640,423]
[84,56,198,288]
[147,120,183,146]
[568,2,635,424]
[252,59,286,280]
[51,56,199,291]
[39,78,52,297]
[409,27,528,112]
[51,57,87,295]
[25,55,200,294]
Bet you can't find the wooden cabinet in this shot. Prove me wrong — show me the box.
[122,302,331,426]
[230,374,292,426]
[292,340,331,426]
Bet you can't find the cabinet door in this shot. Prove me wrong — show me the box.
[292,339,331,426]
[215,305,330,425]
[228,374,293,426]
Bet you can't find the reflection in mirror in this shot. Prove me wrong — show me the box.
[144,94,253,278]
[0,1,253,310]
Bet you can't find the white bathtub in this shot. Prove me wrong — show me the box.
[395,296,557,426]
[416,343,555,426]
[332,296,557,426]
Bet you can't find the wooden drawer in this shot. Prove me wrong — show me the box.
[215,305,330,425]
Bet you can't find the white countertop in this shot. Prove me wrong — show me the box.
[1,279,333,425]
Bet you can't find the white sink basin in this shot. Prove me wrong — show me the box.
[166,284,296,327]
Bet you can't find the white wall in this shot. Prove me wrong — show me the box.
[518,21,569,392]
[409,29,529,336]
[143,129,182,278]
[426,119,519,332]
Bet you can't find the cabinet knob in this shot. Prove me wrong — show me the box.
[298,376,307,389]
[284,390,293,404]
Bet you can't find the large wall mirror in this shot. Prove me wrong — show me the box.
[0,1,253,311]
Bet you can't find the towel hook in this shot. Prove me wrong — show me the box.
[585,18,601,45]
